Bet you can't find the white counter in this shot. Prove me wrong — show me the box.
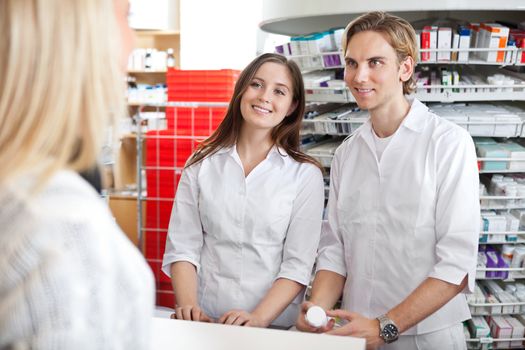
[150,317,366,350]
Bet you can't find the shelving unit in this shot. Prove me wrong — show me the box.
[126,30,180,108]
[130,61,239,308]
[134,101,229,308]
[261,2,525,347]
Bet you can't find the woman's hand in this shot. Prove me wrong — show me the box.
[218,309,267,327]
[170,305,213,322]
[295,301,335,333]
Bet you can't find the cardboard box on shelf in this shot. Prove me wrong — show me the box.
[113,134,146,190]
[108,194,144,247]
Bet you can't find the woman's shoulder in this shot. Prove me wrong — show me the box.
[0,170,122,256]
[284,153,323,181]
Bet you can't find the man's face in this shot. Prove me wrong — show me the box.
[343,30,411,112]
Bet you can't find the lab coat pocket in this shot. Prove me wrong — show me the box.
[253,197,293,246]
[198,190,226,239]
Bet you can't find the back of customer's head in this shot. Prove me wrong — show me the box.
[0,0,126,192]
[342,11,418,95]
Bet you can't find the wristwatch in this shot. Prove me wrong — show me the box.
[377,314,399,344]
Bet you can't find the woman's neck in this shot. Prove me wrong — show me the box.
[236,127,273,176]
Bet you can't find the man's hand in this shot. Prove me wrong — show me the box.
[326,310,384,350]
[171,305,213,322]
[295,301,335,333]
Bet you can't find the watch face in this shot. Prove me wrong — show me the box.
[382,323,399,341]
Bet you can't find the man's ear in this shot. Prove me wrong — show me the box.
[286,100,298,116]
[399,56,415,83]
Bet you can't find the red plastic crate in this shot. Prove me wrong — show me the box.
[156,289,176,308]
[166,68,239,102]
[146,169,181,198]
[145,130,201,168]
[147,259,172,284]
[145,200,173,230]
[143,229,168,260]
[165,107,227,134]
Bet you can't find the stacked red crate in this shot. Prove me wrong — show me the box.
[165,68,239,133]
[144,129,200,307]
[145,69,239,308]
[165,107,228,135]
[166,69,239,102]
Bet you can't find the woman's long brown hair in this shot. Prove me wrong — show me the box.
[185,53,322,171]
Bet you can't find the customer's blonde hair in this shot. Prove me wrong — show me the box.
[0,0,126,192]
[342,11,418,95]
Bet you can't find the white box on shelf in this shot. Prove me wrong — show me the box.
[438,27,452,61]
[422,26,438,62]
[479,23,509,63]
[468,317,491,338]
[503,316,525,348]
[458,27,471,62]
[489,316,512,348]
[493,114,520,137]
[469,114,496,137]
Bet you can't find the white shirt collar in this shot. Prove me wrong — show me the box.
[214,144,288,168]
[359,98,429,139]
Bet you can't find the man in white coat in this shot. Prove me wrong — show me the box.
[296,11,479,350]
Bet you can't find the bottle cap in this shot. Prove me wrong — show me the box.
[305,305,328,328]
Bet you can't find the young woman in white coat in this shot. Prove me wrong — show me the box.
[162,53,325,329]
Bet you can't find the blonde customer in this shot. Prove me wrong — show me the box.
[0,0,154,348]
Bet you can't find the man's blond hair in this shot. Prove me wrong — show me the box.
[342,11,418,95]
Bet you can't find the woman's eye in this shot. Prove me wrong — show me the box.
[275,89,286,96]
[250,81,262,88]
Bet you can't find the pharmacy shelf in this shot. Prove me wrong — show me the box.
[305,152,525,173]
[128,102,168,107]
[477,268,525,272]
[289,48,524,70]
[480,170,525,174]
[466,337,525,345]
[469,301,525,308]
[416,90,525,103]
[477,272,525,281]
[481,204,525,211]
[479,231,525,235]
[478,240,525,245]
[306,87,525,103]
[134,102,229,108]
[481,206,525,210]
[303,118,525,138]
[128,70,168,74]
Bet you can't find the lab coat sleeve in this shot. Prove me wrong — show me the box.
[429,127,479,293]
[315,146,347,277]
[162,162,204,277]
[276,163,324,286]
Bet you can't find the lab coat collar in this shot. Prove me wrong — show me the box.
[401,98,429,133]
[216,144,287,168]
[358,98,428,140]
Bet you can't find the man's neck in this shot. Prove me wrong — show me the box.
[370,96,411,138]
